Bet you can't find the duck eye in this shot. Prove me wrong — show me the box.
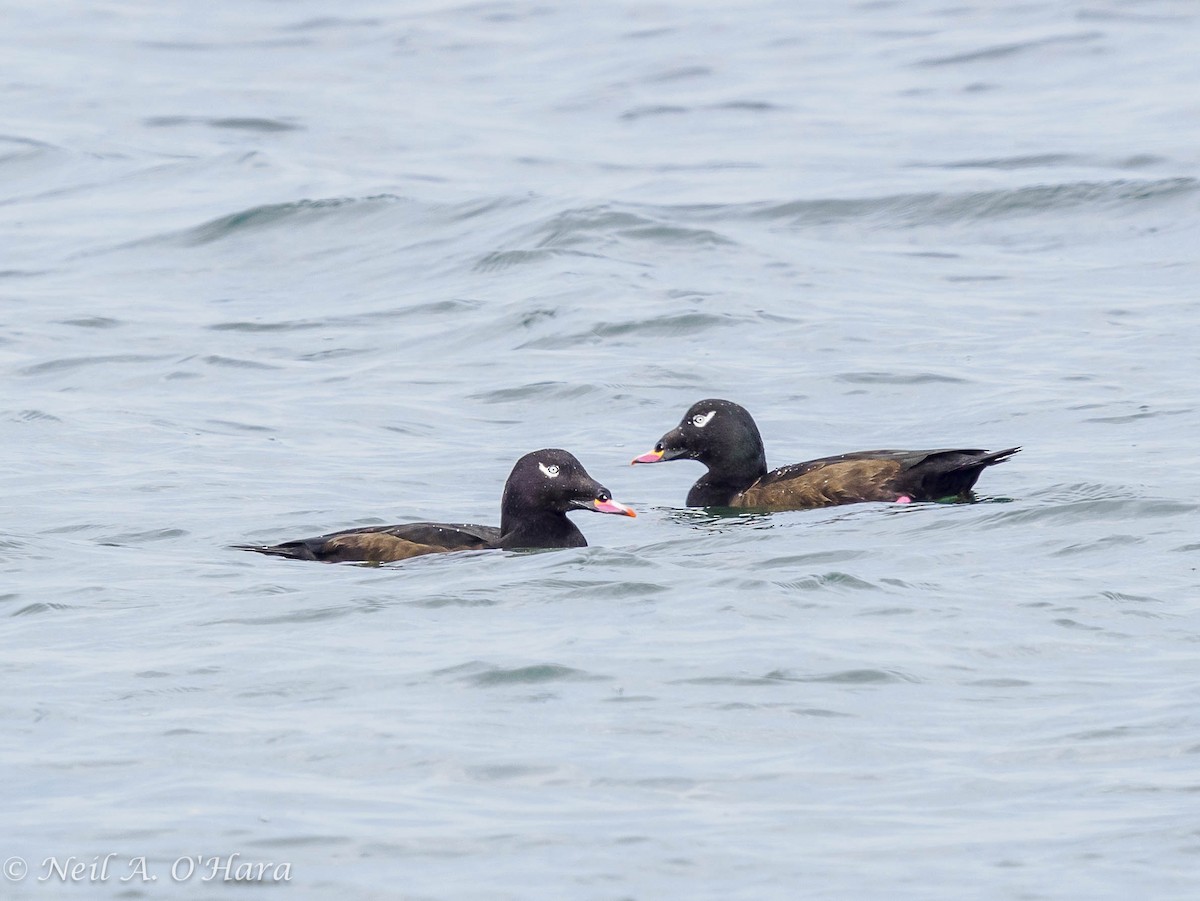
[691,411,716,428]
[597,491,610,502]
[654,442,664,452]
[538,463,560,478]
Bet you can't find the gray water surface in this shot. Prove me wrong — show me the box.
[3,1,1199,898]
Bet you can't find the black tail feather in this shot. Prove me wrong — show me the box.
[231,543,318,561]
[920,446,1020,498]
[972,446,1021,468]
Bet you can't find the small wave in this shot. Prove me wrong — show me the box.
[282,17,385,32]
[405,593,501,608]
[457,663,609,687]
[18,354,172,376]
[1099,591,1161,605]
[836,371,968,385]
[296,347,367,362]
[468,381,603,403]
[208,319,326,332]
[758,550,869,567]
[179,194,405,245]
[976,495,1198,526]
[59,316,122,329]
[200,419,277,434]
[160,193,529,250]
[40,523,104,535]
[1078,8,1192,23]
[1050,534,1144,557]
[7,409,62,423]
[143,116,303,132]
[532,580,668,600]
[621,224,733,245]
[929,153,1081,170]
[674,675,782,687]
[96,528,188,546]
[479,181,1193,255]
[209,299,482,332]
[855,178,1179,225]
[205,606,359,626]
[466,764,559,783]
[765,668,918,684]
[773,572,879,592]
[620,104,689,121]
[516,312,740,350]
[667,178,1197,231]
[0,134,63,174]
[0,268,51,278]
[713,100,784,112]
[916,31,1102,67]
[621,99,784,120]
[11,602,76,617]
[1032,483,1133,502]
[474,247,605,272]
[201,355,282,370]
[857,606,918,617]
[1082,405,1192,424]
[0,133,57,152]
[793,707,854,718]
[645,65,712,83]
[965,678,1032,688]
[527,204,736,250]
[920,153,1168,171]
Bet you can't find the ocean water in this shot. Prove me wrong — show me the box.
[3,0,1199,898]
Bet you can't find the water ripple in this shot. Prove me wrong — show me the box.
[766,668,918,685]
[676,177,1198,229]
[6,409,62,423]
[474,248,606,272]
[180,195,403,244]
[19,354,172,375]
[529,204,735,249]
[976,496,1198,526]
[915,31,1103,66]
[516,312,740,350]
[444,663,610,687]
[143,115,304,132]
[836,371,969,385]
[773,572,880,592]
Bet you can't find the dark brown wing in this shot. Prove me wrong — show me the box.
[733,455,906,510]
[731,447,1018,511]
[236,522,501,564]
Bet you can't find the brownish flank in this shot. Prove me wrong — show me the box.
[733,458,904,510]
[321,532,487,563]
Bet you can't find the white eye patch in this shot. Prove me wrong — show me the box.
[690,411,716,428]
[539,463,561,478]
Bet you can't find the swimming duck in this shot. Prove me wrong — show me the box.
[237,448,635,563]
[632,399,1018,510]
